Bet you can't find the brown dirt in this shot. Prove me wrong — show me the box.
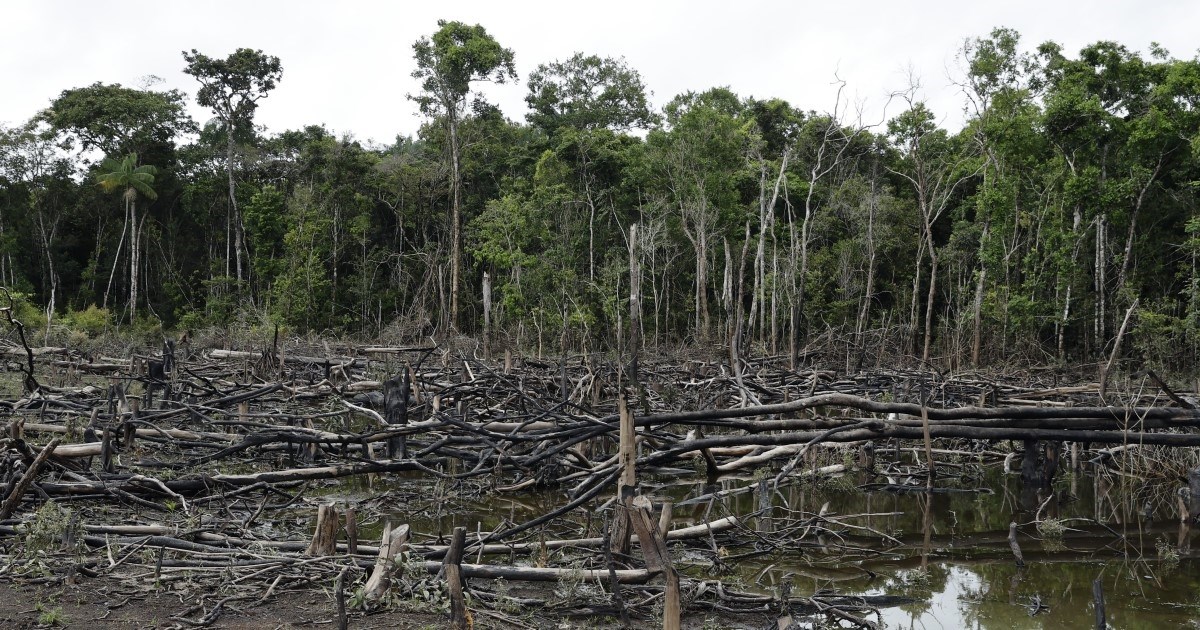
[0,577,756,628]
[0,580,446,629]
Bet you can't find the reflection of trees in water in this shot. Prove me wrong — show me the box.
[892,564,946,620]
[702,464,1200,627]
[940,557,1200,629]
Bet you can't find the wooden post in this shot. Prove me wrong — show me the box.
[164,336,177,384]
[1008,521,1025,567]
[1042,441,1060,487]
[1020,439,1040,485]
[334,567,349,630]
[123,398,139,448]
[444,526,468,629]
[609,395,638,558]
[384,370,409,459]
[303,417,319,462]
[559,360,569,404]
[504,349,512,375]
[609,503,632,558]
[618,395,636,498]
[1188,467,1200,523]
[756,478,772,533]
[920,404,934,478]
[362,523,410,606]
[663,559,680,629]
[345,507,358,555]
[100,429,114,473]
[1092,577,1106,629]
[857,442,876,471]
[627,496,679,630]
[306,504,340,556]
[657,501,673,538]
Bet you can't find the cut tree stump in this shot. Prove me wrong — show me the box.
[362,523,410,607]
[444,526,468,629]
[306,504,340,556]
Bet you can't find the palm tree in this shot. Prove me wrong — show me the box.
[97,153,157,322]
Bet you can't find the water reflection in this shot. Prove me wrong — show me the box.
[682,466,1200,629]
[349,463,1200,628]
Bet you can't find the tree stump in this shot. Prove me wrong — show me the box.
[306,504,340,556]
[362,522,410,607]
[444,526,468,629]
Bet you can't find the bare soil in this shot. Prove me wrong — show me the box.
[0,580,446,629]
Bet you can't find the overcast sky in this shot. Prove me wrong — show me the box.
[5,1,1199,145]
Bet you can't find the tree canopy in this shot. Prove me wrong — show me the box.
[5,25,1200,376]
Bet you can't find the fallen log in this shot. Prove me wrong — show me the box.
[208,349,368,368]
[0,437,60,519]
[38,458,433,497]
[628,392,1200,426]
[645,423,1200,466]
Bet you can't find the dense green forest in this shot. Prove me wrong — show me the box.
[2,24,1200,372]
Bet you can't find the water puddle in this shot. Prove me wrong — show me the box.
[663,466,1200,628]
[325,461,1200,627]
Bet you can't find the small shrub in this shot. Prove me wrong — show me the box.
[64,305,110,337]
[35,602,66,626]
[24,501,72,553]
[1157,538,1181,565]
[1036,517,1066,538]
[552,566,603,606]
[7,292,46,330]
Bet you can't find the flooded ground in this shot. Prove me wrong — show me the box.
[14,351,1199,628]
[331,460,1200,629]
[673,465,1200,629]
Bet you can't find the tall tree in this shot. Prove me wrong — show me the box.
[958,27,1042,365]
[411,20,516,331]
[0,121,73,325]
[42,82,193,158]
[888,97,979,365]
[526,53,655,134]
[526,53,654,284]
[182,48,282,290]
[96,153,157,322]
[651,88,750,341]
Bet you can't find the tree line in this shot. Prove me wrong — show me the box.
[2,23,1199,372]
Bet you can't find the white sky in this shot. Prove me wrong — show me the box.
[5,1,1199,144]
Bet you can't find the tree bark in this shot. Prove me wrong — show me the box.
[129,197,140,322]
[226,124,244,287]
[448,111,462,332]
[628,224,641,383]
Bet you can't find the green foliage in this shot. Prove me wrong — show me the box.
[63,304,110,336]
[7,292,47,330]
[270,187,333,331]
[23,501,72,553]
[411,21,517,117]
[35,602,66,627]
[96,153,157,201]
[244,184,287,280]
[5,24,1200,369]
[526,53,656,133]
[1132,303,1193,374]
[42,82,195,156]
[182,48,283,133]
